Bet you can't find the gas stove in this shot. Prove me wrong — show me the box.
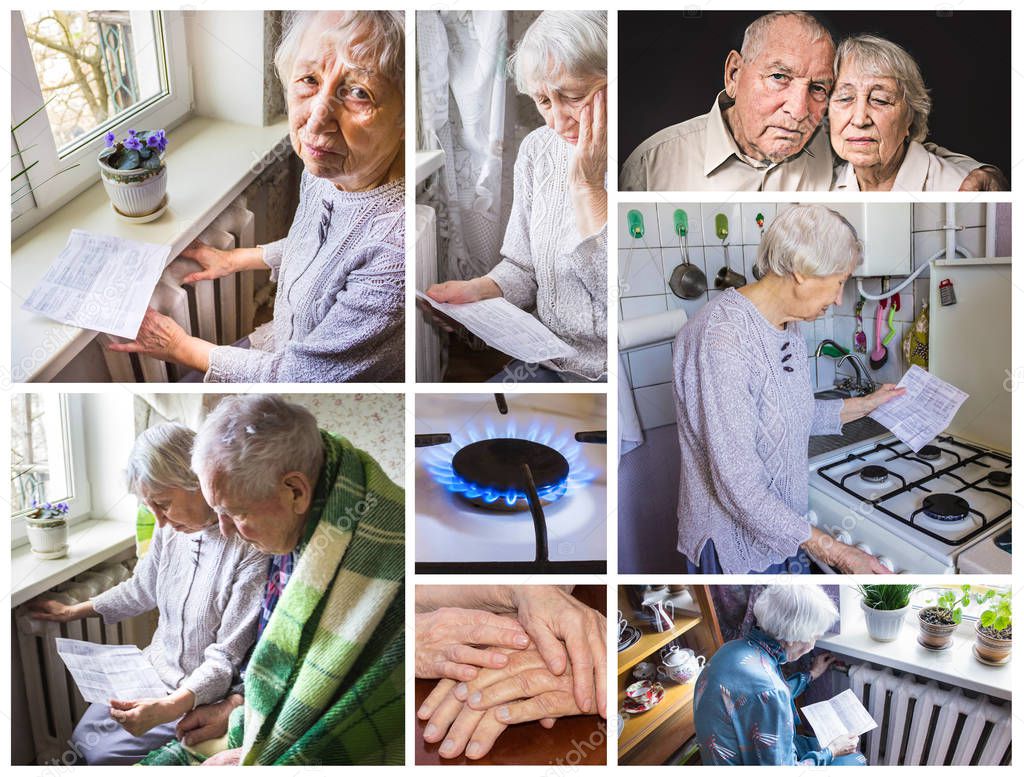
[807,433,1011,573]
[415,393,607,574]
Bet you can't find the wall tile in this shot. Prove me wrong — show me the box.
[619,245,666,297]
[620,294,667,320]
[628,343,674,388]
[656,202,704,247]
[618,202,659,245]
[667,291,709,322]
[701,203,741,249]
[740,203,776,244]
[633,382,677,430]
[912,202,987,231]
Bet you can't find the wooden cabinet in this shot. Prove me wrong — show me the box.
[616,585,723,765]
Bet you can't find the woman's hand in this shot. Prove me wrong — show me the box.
[26,599,92,623]
[416,607,531,681]
[834,543,893,575]
[176,694,243,747]
[839,383,906,424]
[178,241,239,283]
[510,587,607,717]
[201,747,242,766]
[827,733,860,757]
[568,87,607,238]
[109,697,182,736]
[809,652,836,680]
[107,307,214,372]
[419,278,503,333]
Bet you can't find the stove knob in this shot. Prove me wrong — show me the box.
[876,556,896,573]
[805,510,819,527]
[832,529,852,545]
[855,542,873,556]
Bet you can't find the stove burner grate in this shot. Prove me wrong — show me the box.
[451,438,570,510]
[917,445,941,461]
[921,493,971,523]
[859,465,890,484]
[988,470,1011,488]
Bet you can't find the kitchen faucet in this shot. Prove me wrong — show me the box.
[814,339,876,396]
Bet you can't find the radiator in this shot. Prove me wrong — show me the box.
[847,663,1011,765]
[14,559,156,764]
[416,204,442,382]
[98,197,259,382]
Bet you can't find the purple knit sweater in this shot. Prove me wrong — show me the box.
[673,289,843,573]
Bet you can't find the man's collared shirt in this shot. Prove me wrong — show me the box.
[620,91,833,191]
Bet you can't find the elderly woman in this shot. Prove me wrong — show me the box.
[829,35,1001,191]
[28,424,267,765]
[141,395,404,766]
[109,11,405,382]
[674,205,903,576]
[694,586,865,766]
[424,11,608,382]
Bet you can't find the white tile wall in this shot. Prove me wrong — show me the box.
[618,202,1010,431]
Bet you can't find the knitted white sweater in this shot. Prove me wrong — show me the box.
[487,127,608,381]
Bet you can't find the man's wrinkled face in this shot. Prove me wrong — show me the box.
[201,475,305,555]
[725,17,835,163]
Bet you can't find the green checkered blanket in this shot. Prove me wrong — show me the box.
[141,430,404,765]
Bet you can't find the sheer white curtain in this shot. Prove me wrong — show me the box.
[417,11,510,281]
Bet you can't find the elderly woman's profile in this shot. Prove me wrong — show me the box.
[110,11,406,382]
[423,10,608,383]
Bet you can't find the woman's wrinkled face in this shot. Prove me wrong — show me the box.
[141,486,214,533]
[287,18,404,191]
[528,71,605,145]
[792,270,850,321]
[829,64,913,174]
[782,638,818,662]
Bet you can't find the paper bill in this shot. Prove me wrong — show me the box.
[55,638,168,703]
[801,688,877,747]
[869,365,969,452]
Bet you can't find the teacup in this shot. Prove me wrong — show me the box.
[632,661,657,681]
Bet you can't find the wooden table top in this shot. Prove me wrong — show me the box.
[414,586,608,766]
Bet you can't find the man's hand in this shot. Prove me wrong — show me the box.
[959,166,1008,191]
[201,747,242,766]
[416,607,530,681]
[176,694,242,747]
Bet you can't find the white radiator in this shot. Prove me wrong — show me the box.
[98,197,259,382]
[847,663,1011,765]
[416,204,442,382]
[14,559,156,764]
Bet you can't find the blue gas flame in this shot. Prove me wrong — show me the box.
[424,419,595,508]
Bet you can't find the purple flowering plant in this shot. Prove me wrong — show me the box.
[100,128,168,172]
[28,499,70,521]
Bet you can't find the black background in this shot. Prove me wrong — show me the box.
[618,11,1011,181]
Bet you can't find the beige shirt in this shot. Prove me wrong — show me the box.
[620,92,834,191]
[832,140,976,191]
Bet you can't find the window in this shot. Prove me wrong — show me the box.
[10,10,191,236]
[10,394,90,545]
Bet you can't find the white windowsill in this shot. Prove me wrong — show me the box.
[10,518,137,608]
[415,149,445,186]
[10,115,290,382]
[818,586,1011,700]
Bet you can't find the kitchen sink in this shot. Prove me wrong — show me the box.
[808,389,888,458]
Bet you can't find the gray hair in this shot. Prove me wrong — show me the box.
[756,204,863,278]
[275,11,405,93]
[509,10,607,94]
[753,585,839,643]
[835,34,931,144]
[193,395,324,501]
[740,11,833,63]
[126,423,199,498]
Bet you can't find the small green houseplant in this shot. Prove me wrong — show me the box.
[98,128,169,217]
[974,589,1011,665]
[917,585,971,651]
[857,584,917,642]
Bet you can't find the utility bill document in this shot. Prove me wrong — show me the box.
[21,229,170,339]
[416,291,577,364]
[869,365,969,452]
[55,638,168,703]
[800,689,877,747]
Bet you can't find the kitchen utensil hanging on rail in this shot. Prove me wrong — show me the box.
[667,208,707,299]
[714,212,746,289]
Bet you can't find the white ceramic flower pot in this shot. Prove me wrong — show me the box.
[25,519,69,560]
[99,162,167,217]
[860,599,909,642]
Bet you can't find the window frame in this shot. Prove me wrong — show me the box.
[11,10,193,239]
[10,394,92,548]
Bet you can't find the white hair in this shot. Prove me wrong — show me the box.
[509,10,607,94]
[835,34,931,144]
[125,423,199,497]
[740,11,833,63]
[192,395,324,501]
[753,585,839,643]
[275,10,405,93]
[756,204,863,278]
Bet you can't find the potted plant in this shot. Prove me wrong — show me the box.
[25,501,70,559]
[974,589,1011,665]
[857,584,917,642]
[917,585,971,651]
[98,128,168,217]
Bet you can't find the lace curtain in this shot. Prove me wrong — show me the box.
[417,11,510,281]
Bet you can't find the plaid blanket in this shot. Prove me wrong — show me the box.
[141,430,404,765]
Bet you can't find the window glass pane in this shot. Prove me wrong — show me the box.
[22,10,165,152]
[10,395,73,515]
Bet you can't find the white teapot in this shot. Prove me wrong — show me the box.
[658,646,705,684]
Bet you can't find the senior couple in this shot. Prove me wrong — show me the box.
[622,11,1007,191]
[29,395,404,765]
[415,586,606,760]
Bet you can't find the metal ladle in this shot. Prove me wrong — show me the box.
[714,213,747,289]
[667,209,707,299]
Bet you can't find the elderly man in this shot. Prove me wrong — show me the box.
[141,395,404,766]
[620,11,1002,191]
